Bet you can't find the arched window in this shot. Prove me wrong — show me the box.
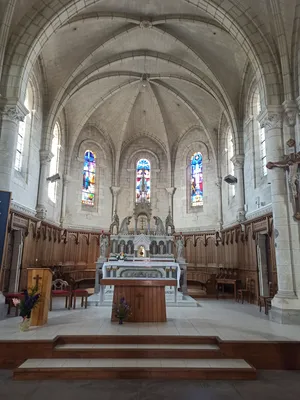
[15,83,33,172]
[254,92,267,176]
[82,150,96,206]
[191,152,203,207]
[227,129,235,196]
[136,159,150,203]
[48,122,61,203]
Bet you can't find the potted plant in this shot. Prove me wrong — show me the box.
[13,287,41,331]
[113,297,131,324]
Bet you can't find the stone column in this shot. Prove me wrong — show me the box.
[110,186,120,217]
[215,176,223,230]
[36,150,53,219]
[231,155,246,222]
[259,107,300,324]
[60,174,72,226]
[165,187,176,217]
[0,102,28,191]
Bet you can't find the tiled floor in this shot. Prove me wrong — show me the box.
[1,369,300,400]
[1,298,300,341]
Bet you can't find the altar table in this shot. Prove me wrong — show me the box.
[101,278,177,322]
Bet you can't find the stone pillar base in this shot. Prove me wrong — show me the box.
[270,296,300,325]
[0,292,8,321]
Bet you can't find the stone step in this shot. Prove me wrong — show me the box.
[54,343,222,359]
[14,358,256,380]
[55,343,220,350]
[56,335,218,345]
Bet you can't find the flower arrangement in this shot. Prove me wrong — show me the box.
[113,297,131,324]
[114,252,127,261]
[13,287,41,331]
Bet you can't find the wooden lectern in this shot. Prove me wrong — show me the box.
[27,268,52,326]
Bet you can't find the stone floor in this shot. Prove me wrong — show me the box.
[1,369,300,400]
[1,298,300,341]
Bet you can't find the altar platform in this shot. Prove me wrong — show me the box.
[1,299,300,379]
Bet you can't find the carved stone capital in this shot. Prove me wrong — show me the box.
[283,100,297,127]
[231,155,244,168]
[36,206,47,220]
[258,106,283,131]
[40,150,53,165]
[0,101,28,124]
[165,187,176,196]
[110,186,121,196]
[63,174,72,185]
[215,177,222,188]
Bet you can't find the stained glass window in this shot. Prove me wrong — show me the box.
[82,150,96,206]
[191,152,203,207]
[136,159,150,203]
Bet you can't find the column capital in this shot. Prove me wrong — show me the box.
[215,176,222,188]
[165,187,176,196]
[63,174,72,185]
[39,150,53,165]
[0,99,28,123]
[110,186,121,196]
[231,154,244,168]
[257,106,283,130]
[283,100,297,127]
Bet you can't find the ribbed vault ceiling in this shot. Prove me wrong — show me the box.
[8,0,295,160]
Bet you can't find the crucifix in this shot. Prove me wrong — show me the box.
[136,292,144,309]
[33,274,42,289]
[267,143,300,221]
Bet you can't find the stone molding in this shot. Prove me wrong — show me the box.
[245,203,273,221]
[11,201,37,218]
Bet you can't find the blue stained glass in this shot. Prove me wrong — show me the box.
[136,159,150,202]
[82,150,96,206]
[191,152,203,207]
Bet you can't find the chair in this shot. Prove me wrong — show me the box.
[4,292,24,316]
[236,278,255,304]
[71,289,89,309]
[50,279,71,311]
[258,282,277,315]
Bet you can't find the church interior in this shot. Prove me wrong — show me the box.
[1,0,300,397]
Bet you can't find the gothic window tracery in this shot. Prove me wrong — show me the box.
[82,150,96,206]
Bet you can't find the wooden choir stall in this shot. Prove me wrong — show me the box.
[101,278,177,323]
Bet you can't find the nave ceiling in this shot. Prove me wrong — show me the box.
[1,0,298,162]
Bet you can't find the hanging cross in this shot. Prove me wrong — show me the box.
[33,274,42,289]
[267,151,300,221]
[136,292,144,309]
